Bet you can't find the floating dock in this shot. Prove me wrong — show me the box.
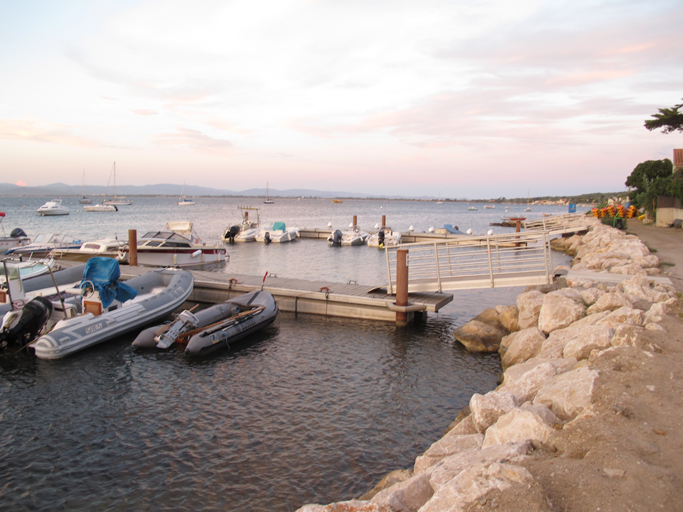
[117,265,453,322]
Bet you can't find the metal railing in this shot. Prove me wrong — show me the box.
[385,231,554,294]
[522,213,589,233]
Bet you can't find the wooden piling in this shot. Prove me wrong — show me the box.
[128,229,138,266]
[382,215,386,227]
[396,249,408,326]
[353,215,357,227]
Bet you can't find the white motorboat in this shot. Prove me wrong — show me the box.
[103,162,133,205]
[51,238,127,263]
[83,204,118,212]
[131,290,278,355]
[6,233,82,258]
[224,206,260,242]
[30,259,194,359]
[468,206,478,211]
[255,222,298,243]
[327,225,368,246]
[0,213,30,254]
[123,221,227,268]
[484,205,495,209]
[367,227,401,248]
[0,257,57,286]
[36,198,69,216]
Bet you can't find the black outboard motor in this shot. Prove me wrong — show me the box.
[378,230,385,248]
[224,225,240,244]
[264,232,271,244]
[331,229,343,247]
[0,296,53,350]
[10,228,27,239]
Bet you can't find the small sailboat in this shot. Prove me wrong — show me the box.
[263,183,274,204]
[103,162,133,206]
[178,182,195,206]
[78,170,92,204]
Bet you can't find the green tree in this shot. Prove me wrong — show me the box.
[625,159,673,199]
[644,100,683,133]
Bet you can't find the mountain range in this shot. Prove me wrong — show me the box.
[0,183,404,199]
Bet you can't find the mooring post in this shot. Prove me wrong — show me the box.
[128,229,138,266]
[396,249,409,326]
[352,215,357,227]
[382,215,386,227]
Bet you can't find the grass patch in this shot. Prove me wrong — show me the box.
[660,262,676,267]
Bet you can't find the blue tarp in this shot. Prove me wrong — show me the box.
[81,257,137,309]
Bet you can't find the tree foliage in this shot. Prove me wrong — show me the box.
[644,100,683,133]
[625,159,673,198]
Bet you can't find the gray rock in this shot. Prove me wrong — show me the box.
[537,293,586,334]
[453,320,507,352]
[371,472,434,512]
[517,290,545,329]
[501,327,546,369]
[482,407,557,448]
[414,434,484,474]
[533,366,599,421]
[470,391,519,433]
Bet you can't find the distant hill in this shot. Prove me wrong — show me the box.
[0,183,396,199]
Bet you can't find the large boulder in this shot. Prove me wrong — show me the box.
[453,320,507,352]
[473,308,506,331]
[498,360,569,404]
[469,391,519,433]
[562,325,615,360]
[617,276,672,303]
[586,292,632,315]
[533,366,599,421]
[371,472,434,512]
[496,304,520,333]
[517,290,545,329]
[597,306,644,328]
[580,287,605,307]
[537,293,586,334]
[501,327,546,369]
[482,407,557,449]
[414,433,484,474]
[610,324,650,349]
[297,502,392,512]
[358,469,413,501]
[422,461,551,512]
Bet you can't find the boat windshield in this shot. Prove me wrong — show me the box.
[140,231,192,243]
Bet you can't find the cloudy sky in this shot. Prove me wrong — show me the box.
[1,0,681,198]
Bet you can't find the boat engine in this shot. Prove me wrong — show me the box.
[0,296,53,350]
[224,225,240,243]
[10,228,28,239]
[378,230,385,248]
[331,229,343,247]
[264,232,271,244]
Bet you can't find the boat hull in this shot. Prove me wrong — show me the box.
[185,291,278,356]
[31,268,193,359]
[135,247,226,268]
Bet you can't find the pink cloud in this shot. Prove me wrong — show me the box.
[15,180,27,186]
[131,109,158,116]
[0,118,101,147]
[153,127,234,156]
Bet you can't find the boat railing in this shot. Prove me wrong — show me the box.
[384,231,554,294]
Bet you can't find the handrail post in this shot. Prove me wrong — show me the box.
[486,237,494,287]
[386,247,394,295]
[434,243,442,292]
[543,232,550,284]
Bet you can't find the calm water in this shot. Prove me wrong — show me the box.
[0,196,580,511]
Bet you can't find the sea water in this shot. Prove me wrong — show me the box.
[0,197,581,511]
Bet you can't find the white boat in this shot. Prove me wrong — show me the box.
[263,183,274,204]
[30,260,194,359]
[51,238,127,263]
[123,221,227,268]
[178,182,195,206]
[6,233,82,258]
[131,290,278,355]
[103,162,133,206]
[0,213,30,254]
[367,227,401,248]
[524,206,532,212]
[255,222,298,243]
[328,225,368,246]
[468,206,478,211]
[0,257,57,286]
[225,206,260,243]
[484,205,495,209]
[83,204,118,212]
[36,198,69,216]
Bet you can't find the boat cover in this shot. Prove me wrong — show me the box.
[81,257,137,308]
[273,222,286,231]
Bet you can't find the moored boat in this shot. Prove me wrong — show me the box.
[6,233,82,258]
[51,238,127,263]
[36,199,69,216]
[122,221,227,268]
[30,259,193,359]
[83,204,118,212]
[0,213,30,254]
[224,206,260,243]
[255,222,298,243]
[367,227,401,248]
[327,225,368,246]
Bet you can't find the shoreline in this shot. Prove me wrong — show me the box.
[296,218,683,511]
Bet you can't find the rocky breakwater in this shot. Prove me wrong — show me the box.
[296,221,682,512]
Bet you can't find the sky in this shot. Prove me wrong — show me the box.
[0,0,682,199]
